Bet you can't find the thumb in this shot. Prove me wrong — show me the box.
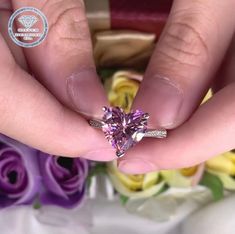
[12,0,107,118]
[132,0,235,128]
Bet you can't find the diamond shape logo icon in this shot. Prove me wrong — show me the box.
[8,7,48,48]
[18,15,38,29]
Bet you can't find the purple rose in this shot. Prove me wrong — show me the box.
[0,134,40,208]
[38,152,89,208]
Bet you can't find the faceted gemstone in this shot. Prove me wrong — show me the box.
[102,107,149,157]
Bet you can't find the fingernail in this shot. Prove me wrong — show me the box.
[66,69,108,118]
[134,76,183,128]
[83,148,116,161]
[118,158,157,174]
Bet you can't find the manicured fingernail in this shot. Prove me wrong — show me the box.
[118,158,157,174]
[66,69,108,118]
[134,76,183,128]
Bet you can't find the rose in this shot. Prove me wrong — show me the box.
[38,152,89,208]
[160,164,205,187]
[206,151,235,190]
[107,161,165,198]
[0,134,40,208]
[105,71,142,112]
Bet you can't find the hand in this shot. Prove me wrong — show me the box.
[0,0,115,160]
[118,0,235,173]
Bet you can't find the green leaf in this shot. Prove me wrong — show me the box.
[89,163,107,177]
[153,184,169,197]
[120,194,129,205]
[33,202,41,209]
[199,172,224,201]
[98,69,117,83]
[33,196,41,209]
[87,163,107,188]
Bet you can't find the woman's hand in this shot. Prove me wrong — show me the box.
[118,0,235,174]
[0,0,115,161]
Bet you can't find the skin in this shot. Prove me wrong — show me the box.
[0,0,235,174]
[118,0,235,173]
[0,0,115,160]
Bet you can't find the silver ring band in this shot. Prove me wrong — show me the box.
[89,119,167,139]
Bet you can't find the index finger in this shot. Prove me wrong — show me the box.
[11,0,108,118]
[0,34,115,160]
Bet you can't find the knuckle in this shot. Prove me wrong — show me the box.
[156,10,212,68]
[45,0,91,54]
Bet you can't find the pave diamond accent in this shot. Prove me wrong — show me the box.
[101,107,149,157]
[145,129,167,138]
[89,119,103,129]
[18,15,38,28]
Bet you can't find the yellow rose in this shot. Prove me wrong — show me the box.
[105,71,142,112]
[206,151,235,190]
[160,164,204,188]
[107,161,165,198]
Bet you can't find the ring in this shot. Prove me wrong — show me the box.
[89,107,167,158]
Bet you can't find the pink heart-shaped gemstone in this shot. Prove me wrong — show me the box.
[101,107,149,157]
